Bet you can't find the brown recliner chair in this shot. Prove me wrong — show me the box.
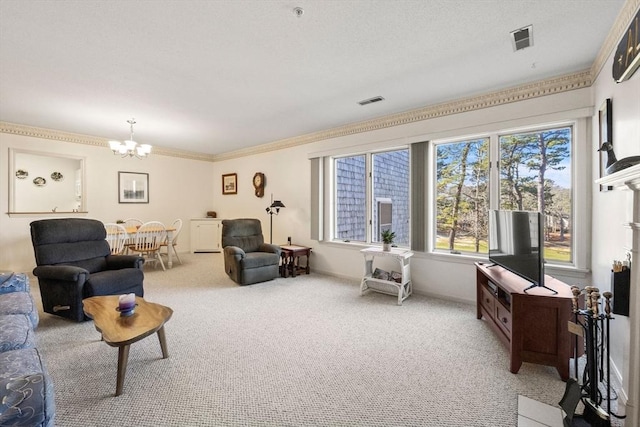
[222,218,281,285]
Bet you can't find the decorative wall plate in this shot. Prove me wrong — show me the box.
[15,169,28,179]
[33,177,47,187]
[51,171,64,181]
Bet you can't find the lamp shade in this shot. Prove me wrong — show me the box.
[270,200,285,208]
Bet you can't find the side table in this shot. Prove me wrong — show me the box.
[280,245,312,278]
[360,247,413,305]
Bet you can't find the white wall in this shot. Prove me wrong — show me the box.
[0,133,216,272]
[211,144,314,247]
[591,39,640,402]
[11,151,81,212]
[211,87,595,303]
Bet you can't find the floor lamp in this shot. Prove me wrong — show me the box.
[266,200,285,244]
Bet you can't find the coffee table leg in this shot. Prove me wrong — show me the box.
[116,344,130,396]
[157,326,169,359]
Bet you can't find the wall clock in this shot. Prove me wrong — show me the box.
[253,172,265,198]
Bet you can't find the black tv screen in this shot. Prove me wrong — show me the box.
[488,210,544,288]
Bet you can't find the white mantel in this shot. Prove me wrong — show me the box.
[597,163,640,191]
[596,163,640,425]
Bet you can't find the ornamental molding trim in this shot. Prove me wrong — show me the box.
[1,69,592,163]
[0,122,215,162]
[212,70,592,162]
[590,0,640,79]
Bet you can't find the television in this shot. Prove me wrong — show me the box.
[488,209,556,294]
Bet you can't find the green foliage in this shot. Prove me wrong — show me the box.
[381,229,396,244]
[435,126,572,260]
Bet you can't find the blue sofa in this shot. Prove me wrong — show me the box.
[0,272,55,427]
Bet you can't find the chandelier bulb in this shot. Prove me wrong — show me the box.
[108,118,151,159]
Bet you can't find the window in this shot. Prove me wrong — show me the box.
[334,149,410,245]
[435,138,489,253]
[335,155,366,242]
[434,124,573,265]
[499,126,572,263]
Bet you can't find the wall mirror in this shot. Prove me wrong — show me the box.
[9,148,86,214]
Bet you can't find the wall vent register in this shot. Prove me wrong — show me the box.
[511,25,533,51]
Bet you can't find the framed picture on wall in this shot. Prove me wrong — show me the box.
[598,98,613,192]
[118,172,149,203]
[222,173,237,195]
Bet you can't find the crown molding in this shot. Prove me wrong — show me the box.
[0,122,216,162]
[590,0,640,80]
[211,70,592,162]
[0,70,594,164]
[1,69,591,164]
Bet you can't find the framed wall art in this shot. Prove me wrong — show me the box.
[118,171,149,203]
[222,173,237,195]
[598,98,613,192]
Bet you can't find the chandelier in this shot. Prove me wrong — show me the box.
[108,118,152,158]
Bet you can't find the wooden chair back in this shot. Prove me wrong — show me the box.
[104,223,128,255]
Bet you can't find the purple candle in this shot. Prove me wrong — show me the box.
[118,293,136,313]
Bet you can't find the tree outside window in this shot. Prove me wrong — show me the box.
[499,126,572,263]
[435,138,489,253]
[435,125,573,264]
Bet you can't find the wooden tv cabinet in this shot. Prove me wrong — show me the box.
[476,262,577,381]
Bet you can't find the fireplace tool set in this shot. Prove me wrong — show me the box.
[561,285,624,426]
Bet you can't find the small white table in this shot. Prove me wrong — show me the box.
[360,247,413,305]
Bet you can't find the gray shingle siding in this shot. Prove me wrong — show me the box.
[373,150,409,244]
[335,150,409,244]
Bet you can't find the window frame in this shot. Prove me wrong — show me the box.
[430,118,588,273]
[331,147,411,247]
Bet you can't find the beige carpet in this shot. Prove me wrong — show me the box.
[29,253,602,426]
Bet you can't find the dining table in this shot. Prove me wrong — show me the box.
[122,225,177,269]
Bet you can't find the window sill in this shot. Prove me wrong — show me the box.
[423,250,590,278]
[324,240,411,251]
[7,211,88,218]
[319,242,590,279]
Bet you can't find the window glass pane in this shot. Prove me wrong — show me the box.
[499,126,572,263]
[372,149,410,245]
[435,138,489,253]
[335,155,366,241]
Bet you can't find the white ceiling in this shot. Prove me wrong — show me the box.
[0,0,626,156]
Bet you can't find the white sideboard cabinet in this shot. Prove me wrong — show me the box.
[190,219,222,253]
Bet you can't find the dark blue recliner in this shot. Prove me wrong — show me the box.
[30,218,145,322]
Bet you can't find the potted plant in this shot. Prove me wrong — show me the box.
[381,229,396,252]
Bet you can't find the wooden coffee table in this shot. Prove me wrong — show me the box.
[83,295,173,396]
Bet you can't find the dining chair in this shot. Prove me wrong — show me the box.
[161,218,183,265]
[104,223,128,255]
[121,218,144,252]
[127,221,167,271]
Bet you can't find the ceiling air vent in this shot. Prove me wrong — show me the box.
[358,96,385,106]
[510,25,533,51]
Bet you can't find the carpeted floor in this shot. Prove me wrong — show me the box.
[30,252,619,426]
